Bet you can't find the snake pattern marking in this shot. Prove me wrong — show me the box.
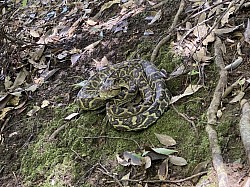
[77,59,171,131]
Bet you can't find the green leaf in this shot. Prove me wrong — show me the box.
[188,69,199,76]
[152,148,177,156]
[22,0,27,6]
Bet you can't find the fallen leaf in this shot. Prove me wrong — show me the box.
[116,154,130,166]
[142,150,167,161]
[193,24,208,39]
[65,112,79,120]
[143,156,151,169]
[193,47,212,62]
[30,29,40,38]
[0,94,14,110]
[151,148,177,156]
[158,159,169,180]
[27,106,40,116]
[144,29,154,36]
[0,107,13,120]
[4,76,13,90]
[169,155,187,166]
[41,100,50,108]
[71,54,81,66]
[123,151,142,166]
[9,68,29,90]
[214,25,242,35]
[86,19,97,26]
[154,133,177,147]
[93,56,109,70]
[25,84,38,92]
[121,172,130,186]
[94,0,120,19]
[148,9,162,25]
[221,6,235,26]
[170,84,203,104]
[244,18,250,44]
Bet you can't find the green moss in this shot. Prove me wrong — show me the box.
[21,43,212,186]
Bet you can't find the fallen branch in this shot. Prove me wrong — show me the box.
[150,0,185,62]
[121,171,207,183]
[239,99,250,163]
[171,104,198,136]
[82,135,141,149]
[49,123,68,141]
[206,37,229,187]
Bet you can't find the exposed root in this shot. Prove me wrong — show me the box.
[150,0,185,62]
[239,99,250,163]
[207,37,228,125]
[206,37,229,187]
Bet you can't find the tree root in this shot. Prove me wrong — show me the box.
[206,37,229,187]
[150,0,185,62]
[239,99,250,163]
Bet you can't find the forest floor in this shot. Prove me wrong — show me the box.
[1,0,250,186]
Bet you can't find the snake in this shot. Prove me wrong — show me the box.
[77,59,171,131]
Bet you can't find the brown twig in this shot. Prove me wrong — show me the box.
[121,171,207,183]
[150,0,185,62]
[49,123,68,141]
[171,104,198,136]
[97,167,123,187]
[82,135,141,149]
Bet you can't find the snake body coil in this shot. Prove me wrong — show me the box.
[77,60,171,131]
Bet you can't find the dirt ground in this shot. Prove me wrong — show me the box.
[1,0,250,187]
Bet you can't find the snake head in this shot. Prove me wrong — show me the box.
[99,79,121,99]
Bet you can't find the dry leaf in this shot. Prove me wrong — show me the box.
[0,107,13,120]
[9,68,29,90]
[143,156,151,169]
[86,19,97,26]
[41,100,50,108]
[169,155,187,166]
[65,112,79,120]
[203,31,215,45]
[116,154,130,166]
[27,106,40,116]
[221,6,235,26]
[4,76,13,90]
[244,18,250,44]
[158,159,168,180]
[148,9,162,25]
[170,84,203,104]
[214,25,242,35]
[30,29,40,38]
[193,24,208,39]
[154,133,177,147]
[93,56,109,70]
[71,54,81,66]
[193,47,212,62]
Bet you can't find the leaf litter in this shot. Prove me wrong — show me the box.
[1,0,250,186]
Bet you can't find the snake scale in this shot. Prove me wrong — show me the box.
[77,59,171,131]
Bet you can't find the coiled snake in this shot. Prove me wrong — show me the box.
[77,59,171,131]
